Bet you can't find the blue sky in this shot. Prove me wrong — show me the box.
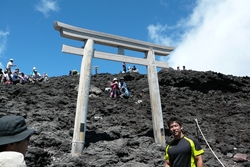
[1,0,250,77]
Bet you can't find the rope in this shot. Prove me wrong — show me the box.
[194,118,228,167]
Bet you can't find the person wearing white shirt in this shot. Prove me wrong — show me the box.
[6,58,16,72]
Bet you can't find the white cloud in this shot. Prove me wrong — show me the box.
[0,29,10,56]
[35,0,60,17]
[148,0,250,76]
[148,24,175,46]
[0,30,10,69]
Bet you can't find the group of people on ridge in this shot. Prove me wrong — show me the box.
[177,66,186,71]
[69,70,79,76]
[110,77,130,98]
[122,62,138,73]
[0,59,49,84]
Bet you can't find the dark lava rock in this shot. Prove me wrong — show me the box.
[0,69,249,167]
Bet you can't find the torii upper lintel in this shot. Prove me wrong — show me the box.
[54,21,174,56]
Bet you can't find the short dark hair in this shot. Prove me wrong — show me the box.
[167,117,182,127]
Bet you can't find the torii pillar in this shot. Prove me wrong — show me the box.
[146,49,165,144]
[54,21,174,156]
[71,39,94,154]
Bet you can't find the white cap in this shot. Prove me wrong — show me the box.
[33,67,36,70]
[10,58,13,61]
[0,151,27,167]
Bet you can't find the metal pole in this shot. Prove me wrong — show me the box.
[71,39,94,156]
[95,66,98,75]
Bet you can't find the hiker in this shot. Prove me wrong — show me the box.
[183,66,186,70]
[132,65,137,71]
[13,67,20,74]
[127,66,131,73]
[0,68,4,83]
[4,69,12,84]
[31,70,43,82]
[0,115,36,167]
[31,67,37,75]
[43,72,49,82]
[119,77,130,98]
[110,78,120,98]
[164,117,204,167]
[69,70,78,76]
[12,68,23,84]
[122,62,126,73]
[20,72,28,84]
[131,65,138,72]
[6,58,16,72]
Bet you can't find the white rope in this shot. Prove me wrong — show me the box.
[194,118,227,167]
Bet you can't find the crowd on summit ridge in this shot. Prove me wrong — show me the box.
[0,58,49,85]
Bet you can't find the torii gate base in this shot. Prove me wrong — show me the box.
[54,21,174,156]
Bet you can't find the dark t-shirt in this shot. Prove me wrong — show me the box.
[164,136,204,167]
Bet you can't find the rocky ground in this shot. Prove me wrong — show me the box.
[0,68,249,167]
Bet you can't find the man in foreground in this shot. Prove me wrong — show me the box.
[164,117,204,167]
[0,115,36,167]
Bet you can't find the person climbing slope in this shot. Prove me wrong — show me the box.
[110,78,119,98]
[118,77,130,98]
[122,62,126,73]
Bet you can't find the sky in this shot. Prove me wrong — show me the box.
[1,0,250,77]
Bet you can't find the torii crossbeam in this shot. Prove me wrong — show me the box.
[54,21,174,156]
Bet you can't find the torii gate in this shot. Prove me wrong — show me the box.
[54,21,174,156]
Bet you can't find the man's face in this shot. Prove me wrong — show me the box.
[169,121,182,137]
[13,137,30,156]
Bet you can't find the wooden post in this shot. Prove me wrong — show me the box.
[71,39,94,156]
[118,46,124,55]
[146,49,166,147]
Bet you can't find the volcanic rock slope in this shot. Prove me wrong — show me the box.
[0,68,249,167]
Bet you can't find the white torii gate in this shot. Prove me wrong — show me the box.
[54,21,174,156]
